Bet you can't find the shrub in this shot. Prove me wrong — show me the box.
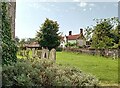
[2,58,99,87]
[65,42,77,47]
[56,47,63,51]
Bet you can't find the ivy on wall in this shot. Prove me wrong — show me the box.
[1,2,17,65]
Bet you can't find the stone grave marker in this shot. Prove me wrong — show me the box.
[32,48,35,58]
[37,50,42,59]
[26,48,30,59]
[49,48,56,61]
[41,47,49,59]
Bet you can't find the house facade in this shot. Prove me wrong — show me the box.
[60,28,86,48]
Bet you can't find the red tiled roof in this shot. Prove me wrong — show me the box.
[67,34,80,40]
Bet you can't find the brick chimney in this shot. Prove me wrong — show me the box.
[69,31,72,35]
[80,28,83,34]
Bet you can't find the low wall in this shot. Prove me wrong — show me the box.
[64,48,119,59]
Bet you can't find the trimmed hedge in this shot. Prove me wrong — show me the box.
[2,58,99,87]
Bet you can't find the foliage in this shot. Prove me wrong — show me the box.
[26,38,36,44]
[65,42,77,47]
[15,36,20,45]
[56,47,63,51]
[1,2,18,65]
[84,26,94,41]
[36,18,60,50]
[19,38,26,50]
[2,58,98,87]
[91,18,116,49]
[110,23,120,46]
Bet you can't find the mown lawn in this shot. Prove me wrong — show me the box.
[56,51,118,85]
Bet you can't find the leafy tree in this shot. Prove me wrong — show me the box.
[26,38,36,44]
[19,38,26,50]
[15,36,20,44]
[1,2,18,65]
[113,25,120,42]
[20,38,26,44]
[84,26,94,41]
[36,18,60,50]
[92,18,115,49]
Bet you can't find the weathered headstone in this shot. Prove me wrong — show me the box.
[22,50,25,57]
[32,48,35,58]
[49,48,56,61]
[37,50,42,59]
[41,47,49,59]
[26,48,30,59]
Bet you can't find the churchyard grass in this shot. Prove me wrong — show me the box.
[56,52,118,85]
[17,50,118,85]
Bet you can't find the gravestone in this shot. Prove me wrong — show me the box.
[37,50,42,59]
[49,48,56,61]
[32,48,35,58]
[41,47,49,59]
[26,48,30,59]
[22,50,25,57]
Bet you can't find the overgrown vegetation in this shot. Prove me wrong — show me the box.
[2,58,98,87]
[1,2,18,65]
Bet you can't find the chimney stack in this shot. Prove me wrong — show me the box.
[80,28,83,34]
[69,31,72,35]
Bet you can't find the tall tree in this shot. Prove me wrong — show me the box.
[26,38,36,44]
[84,26,93,41]
[15,36,20,44]
[92,18,115,49]
[36,18,60,50]
[1,2,18,65]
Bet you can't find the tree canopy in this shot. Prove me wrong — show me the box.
[36,18,60,50]
[91,17,119,49]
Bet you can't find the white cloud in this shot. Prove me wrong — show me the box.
[83,8,86,11]
[70,7,76,10]
[77,2,95,8]
[28,3,40,8]
[17,0,119,2]
[28,3,51,12]
[78,2,87,7]
[89,7,92,11]
[73,0,81,2]
[50,4,55,7]
[89,3,95,7]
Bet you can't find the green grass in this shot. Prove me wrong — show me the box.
[17,51,118,85]
[56,52,118,85]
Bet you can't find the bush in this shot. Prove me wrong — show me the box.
[56,47,63,51]
[65,42,77,47]
[2,58,99,87]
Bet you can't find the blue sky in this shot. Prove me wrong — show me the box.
[15,1,118,39]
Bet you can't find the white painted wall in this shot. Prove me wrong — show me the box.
[68,40,77,44]
[77,39,86,46]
